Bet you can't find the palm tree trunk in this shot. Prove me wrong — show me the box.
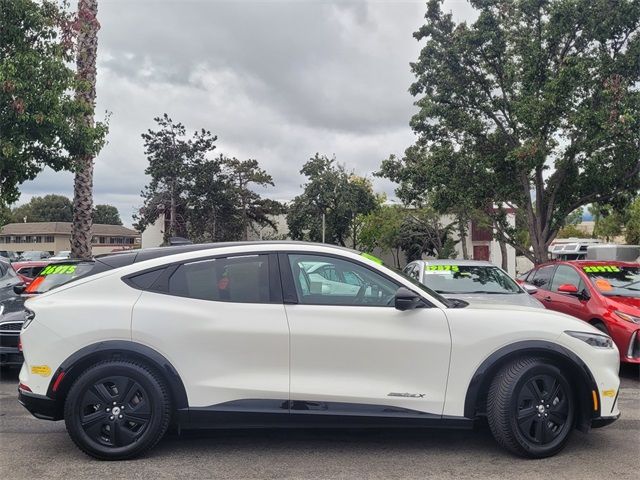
[71,0,99,259]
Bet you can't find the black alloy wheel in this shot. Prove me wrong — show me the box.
[515,374,570,445]
[78,375,151,448]
[64,360,171,460]
[487,356,575,458]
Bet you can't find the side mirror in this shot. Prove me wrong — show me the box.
[394,287,421,311]
[522,283,538,295]
[558,283,579,295]
[13,283,26,295]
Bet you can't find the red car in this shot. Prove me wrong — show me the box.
[11,261,49,285]
[520,260,640,364]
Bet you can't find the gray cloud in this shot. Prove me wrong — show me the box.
[17,0,474,226]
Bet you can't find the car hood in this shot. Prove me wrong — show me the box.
[0,296,26,315]
[442,292,544,309]
[605,295,640,314]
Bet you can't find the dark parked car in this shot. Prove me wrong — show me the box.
[19,251,51,261]
[0,258,26,367]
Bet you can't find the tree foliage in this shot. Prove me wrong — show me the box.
[625,197,640,245]
[0,0,107,204]
[92,204,121,225]
[287,154,379,248]
[381,0,640,264]
[11,194,73,222]
[135,115,282,243]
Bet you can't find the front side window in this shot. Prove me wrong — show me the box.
[531,265,556,290]
[289,254,398,306]
[551,265,584,292]
[168,255,270,303]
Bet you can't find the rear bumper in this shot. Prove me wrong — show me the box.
[591,413,620,428]
[18,388,60,421]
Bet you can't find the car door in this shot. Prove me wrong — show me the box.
[131,253,290,408]
[547,264,591,320]
[529,264,557,308]
[282,252,451,418]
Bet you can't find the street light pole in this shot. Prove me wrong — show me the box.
[322,212,325,243]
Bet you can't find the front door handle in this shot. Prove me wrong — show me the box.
[543,295,552,302]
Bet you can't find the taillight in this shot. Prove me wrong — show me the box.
[18,383,32,392]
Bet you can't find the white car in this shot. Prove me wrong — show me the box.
[18,242,620,460]
[404,259,544,308]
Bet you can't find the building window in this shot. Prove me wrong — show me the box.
[44,236,54,243]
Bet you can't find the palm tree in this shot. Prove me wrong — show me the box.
[71,0,99,259]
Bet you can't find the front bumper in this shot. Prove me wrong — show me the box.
[592,413,620,428]
[18,388,61,421]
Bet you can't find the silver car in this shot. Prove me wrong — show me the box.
[403,259,544,308]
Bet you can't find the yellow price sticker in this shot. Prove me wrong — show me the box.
[30,365,52,377]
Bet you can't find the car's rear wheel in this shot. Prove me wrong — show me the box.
[64,360,171,460]
[487,357,575,458]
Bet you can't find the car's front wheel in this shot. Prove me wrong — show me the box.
[487,356,575,458]
[64,359,171,460]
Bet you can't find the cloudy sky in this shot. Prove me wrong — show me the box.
[18,0,476,226]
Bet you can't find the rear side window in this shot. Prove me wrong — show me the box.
[531,265,555,290]
[127,268,165,290]
[167,255,270,303]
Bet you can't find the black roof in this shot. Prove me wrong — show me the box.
[94,241,358,270]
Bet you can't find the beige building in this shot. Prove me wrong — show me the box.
[0,222,140,255]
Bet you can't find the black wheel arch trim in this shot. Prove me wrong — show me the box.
[463,340,600,427]
[46,340,189,416]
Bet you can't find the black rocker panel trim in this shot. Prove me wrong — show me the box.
[183,399,473,430]
[463,340,600,420]
[48,340,189,412]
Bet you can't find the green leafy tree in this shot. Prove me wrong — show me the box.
[136,114,218,241]
[556,224,585,239]
[11,194,73,222]
[287,154,378,248]
[92,204,121,225]
[398,208,457,262]
[382,0,640,264]
[0,0,107,204]
[0,201,12,226]
[186,155,284,242]
[358,205,405,268]
[590,204,624,242]
[625,197,640,245]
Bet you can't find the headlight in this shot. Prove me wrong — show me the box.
[614,311,640,324]
[21,308,35,331]
[565,330,613,349]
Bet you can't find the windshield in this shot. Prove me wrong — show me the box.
[420,265,522,294]
[25,262,95,294]
[21,251,47,261]
[582,265,640,298]
[390,266,454,307]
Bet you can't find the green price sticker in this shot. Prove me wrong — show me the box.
[425,265,459,272]
[40,264,76,276]
[583,265,621,273]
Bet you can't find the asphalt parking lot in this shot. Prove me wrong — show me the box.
[0,366,638,480]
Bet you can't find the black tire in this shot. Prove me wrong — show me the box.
[487,357,575,458]
[64,359,171,460]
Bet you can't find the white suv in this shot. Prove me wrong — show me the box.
[18,242,620,460]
